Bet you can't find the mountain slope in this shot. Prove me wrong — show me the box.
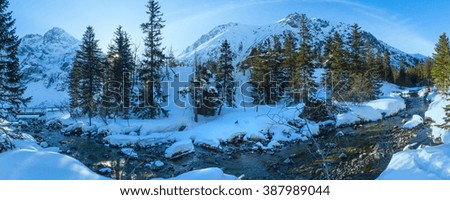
[18,27,79,107]
[178,13,425,69]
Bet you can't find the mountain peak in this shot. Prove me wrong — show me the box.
[180,13,423,70]
[43,27,78,45]
[278,13,331,29]
[278,12,304,27]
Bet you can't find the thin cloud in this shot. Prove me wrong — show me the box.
[322,0,435,55]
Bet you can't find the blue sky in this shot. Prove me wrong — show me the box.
[9,0,450,56]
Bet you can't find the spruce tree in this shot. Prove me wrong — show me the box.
[68,59,82,116]
[364,40,375,70]
[375,50,383,76]
[397,60,408,86]
[105,26,135,119]
[382,51,394,83]
[291,14,316,104]
[431,33,450,92]
[246,46,266,106]
[190,61,219,122]
[267,35,283,103]
[69,26,105,125]
[216,40,235,111]
[281,33,296,97]
[362,40,380,98]
[165,46,179,69]
[422,58,434,87]
[348,23,363,73]
[323,32,348,103]
[0,0,30,120]
[191,60,203,122]
[137,0,168,119]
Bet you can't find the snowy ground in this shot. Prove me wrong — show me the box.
[0,129,108,180]
[0,133,238,180]
[378,89,450,180]
[425,92,450,143]
[3,77,443,180]
[377,144,450,180]
[153,167,239,180]
[335,83,407,127]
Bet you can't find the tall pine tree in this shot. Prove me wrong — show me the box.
[323,31,348,103]
[431,33,450,92]
[245,46,267,106]
[137,0,168,119]
[0,0,29,120]
[105,26,135,119]
[69,26,105,125]
[281,33,296,81]
[348,23,364,73]
[291,14,316,104]
[266,35,284,103]
[430,33,450,129]
[382,51,395,83]
[215,40,235,112]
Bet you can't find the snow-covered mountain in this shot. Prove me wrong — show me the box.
[18,27,79,107]
[179,13,425,69]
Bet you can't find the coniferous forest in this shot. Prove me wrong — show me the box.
[2,0,450,181]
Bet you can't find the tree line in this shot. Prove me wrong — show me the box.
[67,0,238,124]
[0,0,441,124]
[242,15,433,105]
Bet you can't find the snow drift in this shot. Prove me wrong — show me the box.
[0,149,108,180]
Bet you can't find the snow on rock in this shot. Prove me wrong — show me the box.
[301,122,320,136]
[82,124,97,134]
[151,160,165,167]
[267,140,281,149]
[366,98,406,116]
[0,149,108,180]
[104,135,140,147]
[193,136,221,149]
[244,132,266,142]
[164,140,195,159]
[378,144,450,180]
[155,167,239,180]
[120,148,138,158]
[62,121,84,135]
[379,82,401,97]
[418,88,430,98]
[39,142,49,148]
[403,115,423,129]
[336,97,405,127]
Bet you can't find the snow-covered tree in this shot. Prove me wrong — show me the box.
[0,0,30,120]
[135,0,168,119]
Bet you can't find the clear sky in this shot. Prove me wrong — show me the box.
[8,0,450,56]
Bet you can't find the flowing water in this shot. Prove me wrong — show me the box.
[25,93,435,180]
